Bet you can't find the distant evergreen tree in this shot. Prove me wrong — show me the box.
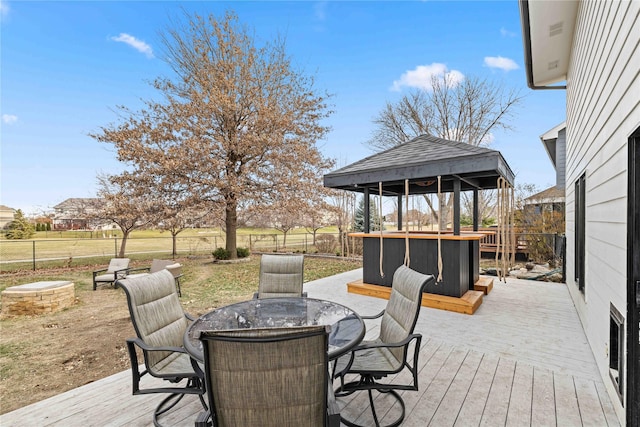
[353,197,384,232]
[46,222,52,231]
[4,210,35,239]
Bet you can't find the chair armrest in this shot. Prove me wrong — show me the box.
[126,337,189,354]
[184,312,196,322]
[361,309,385,320]
[352,333,420,352]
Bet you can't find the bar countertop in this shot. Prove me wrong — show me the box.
[348,231,491,241]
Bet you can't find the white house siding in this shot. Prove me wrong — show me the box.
[557,128,566,189]
[565,1,640,422]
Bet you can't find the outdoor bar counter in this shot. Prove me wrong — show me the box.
[350,231,488,298]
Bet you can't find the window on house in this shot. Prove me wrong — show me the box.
[575,173,586,292]
[610,303,624,402]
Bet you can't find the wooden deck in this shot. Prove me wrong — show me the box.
[0,270,621,426]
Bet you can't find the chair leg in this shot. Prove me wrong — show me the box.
[150,378,206,427]
[337,377,406,427]
[153,392,187,427]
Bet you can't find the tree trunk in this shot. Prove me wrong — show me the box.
[171,232,178,257]
[225,196,238,259]
[118,231,130,258]
[283,231,288,248]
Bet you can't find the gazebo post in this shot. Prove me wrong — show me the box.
[454,177,461,235]
[473,189,479,231]
[397,194,403,231]
[364,187,370,233]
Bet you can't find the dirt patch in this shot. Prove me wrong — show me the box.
[0,285,134,414]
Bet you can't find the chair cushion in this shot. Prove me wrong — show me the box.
[201,326,327,426]
[343,338,403,373]
[118,270,188,373]
[258,255,304,297]
[94,273,121,283]
[153,351,196,377]
[106,258,130,273]
[380,266,430,361]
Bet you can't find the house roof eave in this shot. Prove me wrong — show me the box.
[519,0,579,90]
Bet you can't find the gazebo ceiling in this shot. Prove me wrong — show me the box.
[323,134,515,195]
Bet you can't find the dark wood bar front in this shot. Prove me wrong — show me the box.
[350,231,486,298]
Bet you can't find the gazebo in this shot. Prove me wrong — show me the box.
[324,134,515,314]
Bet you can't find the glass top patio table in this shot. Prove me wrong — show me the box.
[184,297,365,362]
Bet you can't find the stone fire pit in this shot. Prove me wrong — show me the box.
[1,281,75,316]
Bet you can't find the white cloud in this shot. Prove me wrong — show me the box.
[500,27,516,38]
[2,114,18,124]
[0,1,9,17]
[484,56,519,72]
[111,33,154,58]
[391,63,465,92]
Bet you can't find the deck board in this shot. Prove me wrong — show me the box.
[531,367,557,426]
[480,357,516,426]
[0,270,622,427]
[505,362,533,427]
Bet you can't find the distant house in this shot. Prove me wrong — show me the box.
[52,198,104,230]
[520,1,639,424]
[524,186,564,216]
[0,205,16,229]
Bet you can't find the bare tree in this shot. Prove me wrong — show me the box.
[91,11,333,259]
[327,189,357,256]
[268,199,301,249]
[366,75,523,230]
[156,195,216,257]
[461,190,496,226]
[302,185,339,245]
[95,175,158,258]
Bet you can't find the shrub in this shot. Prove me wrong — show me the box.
[212,247,231,260]
[213,247,250,259]
[315,234,337,254]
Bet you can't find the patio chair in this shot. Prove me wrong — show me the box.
[92,258,130,290]
[333,265,434,427]
[195,325,339,427]
[253,254,307,299]
[116,270,205,426]
[127,259,184,296]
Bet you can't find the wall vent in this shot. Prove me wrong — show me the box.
[549,22,563,37]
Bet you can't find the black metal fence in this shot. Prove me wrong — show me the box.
[0,233,347,271]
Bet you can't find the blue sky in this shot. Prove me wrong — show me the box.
[1,1,566,215]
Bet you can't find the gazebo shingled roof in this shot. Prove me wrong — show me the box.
[323,134,515,196]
